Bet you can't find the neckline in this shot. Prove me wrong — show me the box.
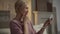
[13,19,23,24]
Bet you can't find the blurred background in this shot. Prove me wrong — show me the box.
[0,0,60,34]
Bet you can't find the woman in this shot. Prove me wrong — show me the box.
[10,0,52,34]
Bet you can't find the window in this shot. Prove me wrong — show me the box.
[0,11,10,28]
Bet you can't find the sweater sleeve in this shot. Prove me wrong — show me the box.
[30,22,37,34]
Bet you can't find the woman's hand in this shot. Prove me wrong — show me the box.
[37,18,52,34]
[23,17,29,23]
[21,11,28,22]
[43,18,52,28]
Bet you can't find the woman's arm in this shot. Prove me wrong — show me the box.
[36,18,51,34]
[36,27,45,34]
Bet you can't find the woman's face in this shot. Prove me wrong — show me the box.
[19,3,28,17]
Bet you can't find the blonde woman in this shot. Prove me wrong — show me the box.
[10,0,52,34]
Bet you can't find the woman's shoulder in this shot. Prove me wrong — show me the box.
[10,19,19,23]
[10,19,22,26]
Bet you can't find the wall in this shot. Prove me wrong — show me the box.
[53,0,60,32]
[0,0,16,20]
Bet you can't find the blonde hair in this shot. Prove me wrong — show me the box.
[15,0,28,13]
